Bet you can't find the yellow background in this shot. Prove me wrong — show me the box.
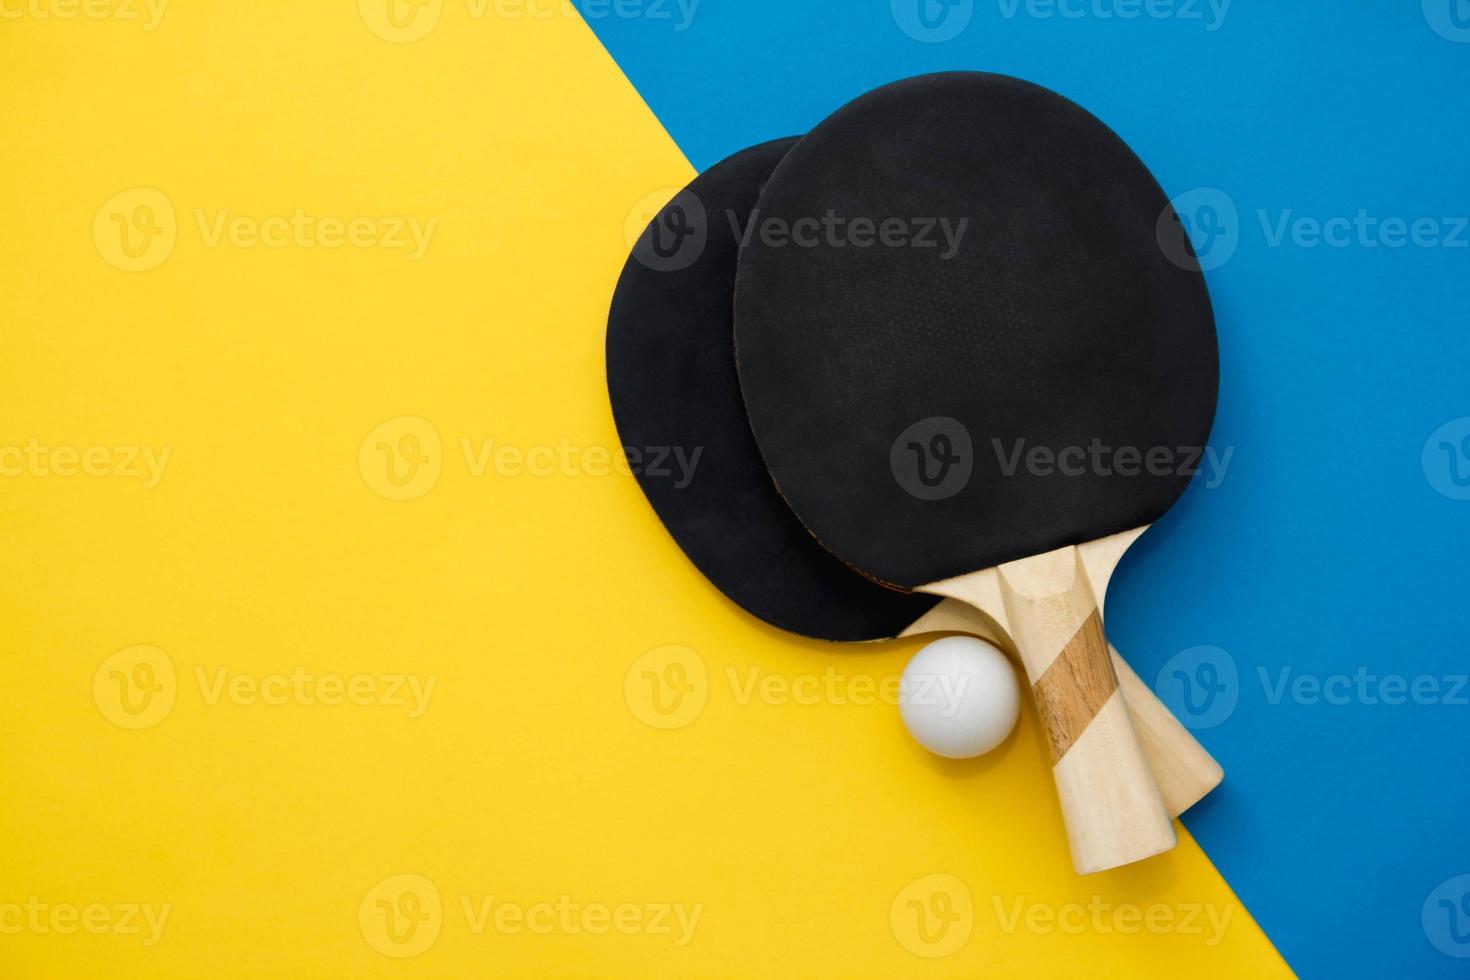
[0,2,1291,976]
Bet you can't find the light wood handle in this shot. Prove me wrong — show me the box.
[996,546,1176,874]
[1112,650,1223,817]
[904,599,1223,818]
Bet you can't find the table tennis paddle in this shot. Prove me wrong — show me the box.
[606,136,1220,822]
[733,74,1220,873]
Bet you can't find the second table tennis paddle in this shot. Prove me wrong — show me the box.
[734,74,1220,872]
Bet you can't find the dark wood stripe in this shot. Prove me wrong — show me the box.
[1031,611,1118,764]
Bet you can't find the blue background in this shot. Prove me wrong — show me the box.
[575,2,1470,976]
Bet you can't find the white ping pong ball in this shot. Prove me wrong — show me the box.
[899,635,1021,759]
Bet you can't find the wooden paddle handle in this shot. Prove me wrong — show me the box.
[996,546,1176,874]
[1111,649,1223,817]
[904,599,1222,817]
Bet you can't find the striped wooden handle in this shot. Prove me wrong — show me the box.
[903,594,1223,818]
[997,546,1177,874]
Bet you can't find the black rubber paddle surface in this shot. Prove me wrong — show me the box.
[606,138,940,641]
[734,72,1219,590]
